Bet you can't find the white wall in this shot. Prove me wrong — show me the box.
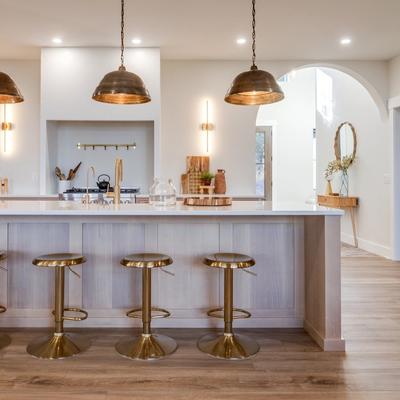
[389,55,400,98]
[161,60,389,196]
[0,61,40,194]
[316,68,391,257]
[41,47,160,193]
[161,60,259,195]
[388,56,400,259]
[1,57,389,198]
[257,69,316,204]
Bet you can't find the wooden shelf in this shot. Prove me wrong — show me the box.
[317,195,359,208]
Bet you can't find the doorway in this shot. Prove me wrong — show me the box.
[256,126,272,201]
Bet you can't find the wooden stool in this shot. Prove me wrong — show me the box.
[116,253,177,360]
[198,252,260,360]
[27,253,89,359]
[0,251,11,350]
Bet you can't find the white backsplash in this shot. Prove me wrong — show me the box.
[48,120,154,194]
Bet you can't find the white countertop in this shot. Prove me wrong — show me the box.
[0,194,59,199]
[0,200,344,216]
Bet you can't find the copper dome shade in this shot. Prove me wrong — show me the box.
[92,66,151,105]
[92,0,151,105]
[225,66,284,105]
[0,72,24,104]
[225,0,284,106]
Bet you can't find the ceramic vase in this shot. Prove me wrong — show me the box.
[214,169,226,194]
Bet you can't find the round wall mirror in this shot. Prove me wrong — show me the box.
[334,122,357,163]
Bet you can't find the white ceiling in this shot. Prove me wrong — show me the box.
[0,0,399,61]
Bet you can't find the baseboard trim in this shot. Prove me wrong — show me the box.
[304,320,345,352]
[0,308,303,329]
[341,232,391,258]
[0,316,303,329]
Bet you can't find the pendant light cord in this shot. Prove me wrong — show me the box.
[251,0,257,69]
[120,0,125,68]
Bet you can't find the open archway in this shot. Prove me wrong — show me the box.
[273,62,388,121]
[255,66,391,257]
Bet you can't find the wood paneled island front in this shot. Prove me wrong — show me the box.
[0,200,344,351]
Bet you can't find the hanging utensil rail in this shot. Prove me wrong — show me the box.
[76,142,137,151]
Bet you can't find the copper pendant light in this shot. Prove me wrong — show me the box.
[0,72,24,104]
[92,0,151,104]
[225,0,284,106]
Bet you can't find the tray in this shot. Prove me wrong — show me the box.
[183,196,232,207]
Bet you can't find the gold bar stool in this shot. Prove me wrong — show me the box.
[27,253,90,359]
[0,251,11,350]
[198,252,260,360]
[116,253,177,360]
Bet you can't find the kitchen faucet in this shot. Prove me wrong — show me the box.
[83,166,96,204]
[114,158,123,206]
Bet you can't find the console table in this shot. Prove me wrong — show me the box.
[318,195,359,247]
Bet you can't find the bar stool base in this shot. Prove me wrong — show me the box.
[116,334,177,360]
[0,334,11,350]
[197,333,259,360]
[27,333,90,360]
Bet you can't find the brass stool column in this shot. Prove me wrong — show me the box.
[0,251,11,350]
[116,253,177,360]
[198,253,260,360]
[27,253,90,359]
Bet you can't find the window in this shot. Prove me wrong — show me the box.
[316,69,333,122]
[255,127,272,199]
[312,128,317,194]
[256,130,265,196]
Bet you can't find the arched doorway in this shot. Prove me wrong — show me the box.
[255,66,391,257]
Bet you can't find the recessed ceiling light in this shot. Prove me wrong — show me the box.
[236,37,247,45]
[131,38,142,45]
[340,37,352,45]
[52,37,63,44]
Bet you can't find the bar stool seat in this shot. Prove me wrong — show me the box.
[198,252,259,360]
[0,251,11,350]
[27,253,89,359]
[115,253,177,360]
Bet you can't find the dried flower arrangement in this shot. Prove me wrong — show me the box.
[324,155,354,181]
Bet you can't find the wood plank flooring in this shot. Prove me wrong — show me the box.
[0,245,399,399]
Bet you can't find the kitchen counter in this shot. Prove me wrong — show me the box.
[0,200,343,216]
[0,200,344,351]
[0,194,59,200]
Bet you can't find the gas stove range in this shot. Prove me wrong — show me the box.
[61,187,140,204]
[65,187,140,194]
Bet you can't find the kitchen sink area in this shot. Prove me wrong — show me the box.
[61,187,140,204]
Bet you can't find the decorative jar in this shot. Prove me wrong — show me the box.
[149,178,176,206]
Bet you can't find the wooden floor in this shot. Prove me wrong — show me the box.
[0,245,399,399]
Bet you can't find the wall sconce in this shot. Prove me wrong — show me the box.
[201,100,214,153]
[2,105,13,153]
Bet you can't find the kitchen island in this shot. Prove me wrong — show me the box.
[0,200,344,351]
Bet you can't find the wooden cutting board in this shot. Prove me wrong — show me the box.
[186,156,209,173]
[181,172,203,194]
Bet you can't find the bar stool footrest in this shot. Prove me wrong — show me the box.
[126,307,171,319]
[207,307,251,319]
[52,307,88,321]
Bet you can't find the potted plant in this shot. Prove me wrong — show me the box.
[200,171,215,186]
